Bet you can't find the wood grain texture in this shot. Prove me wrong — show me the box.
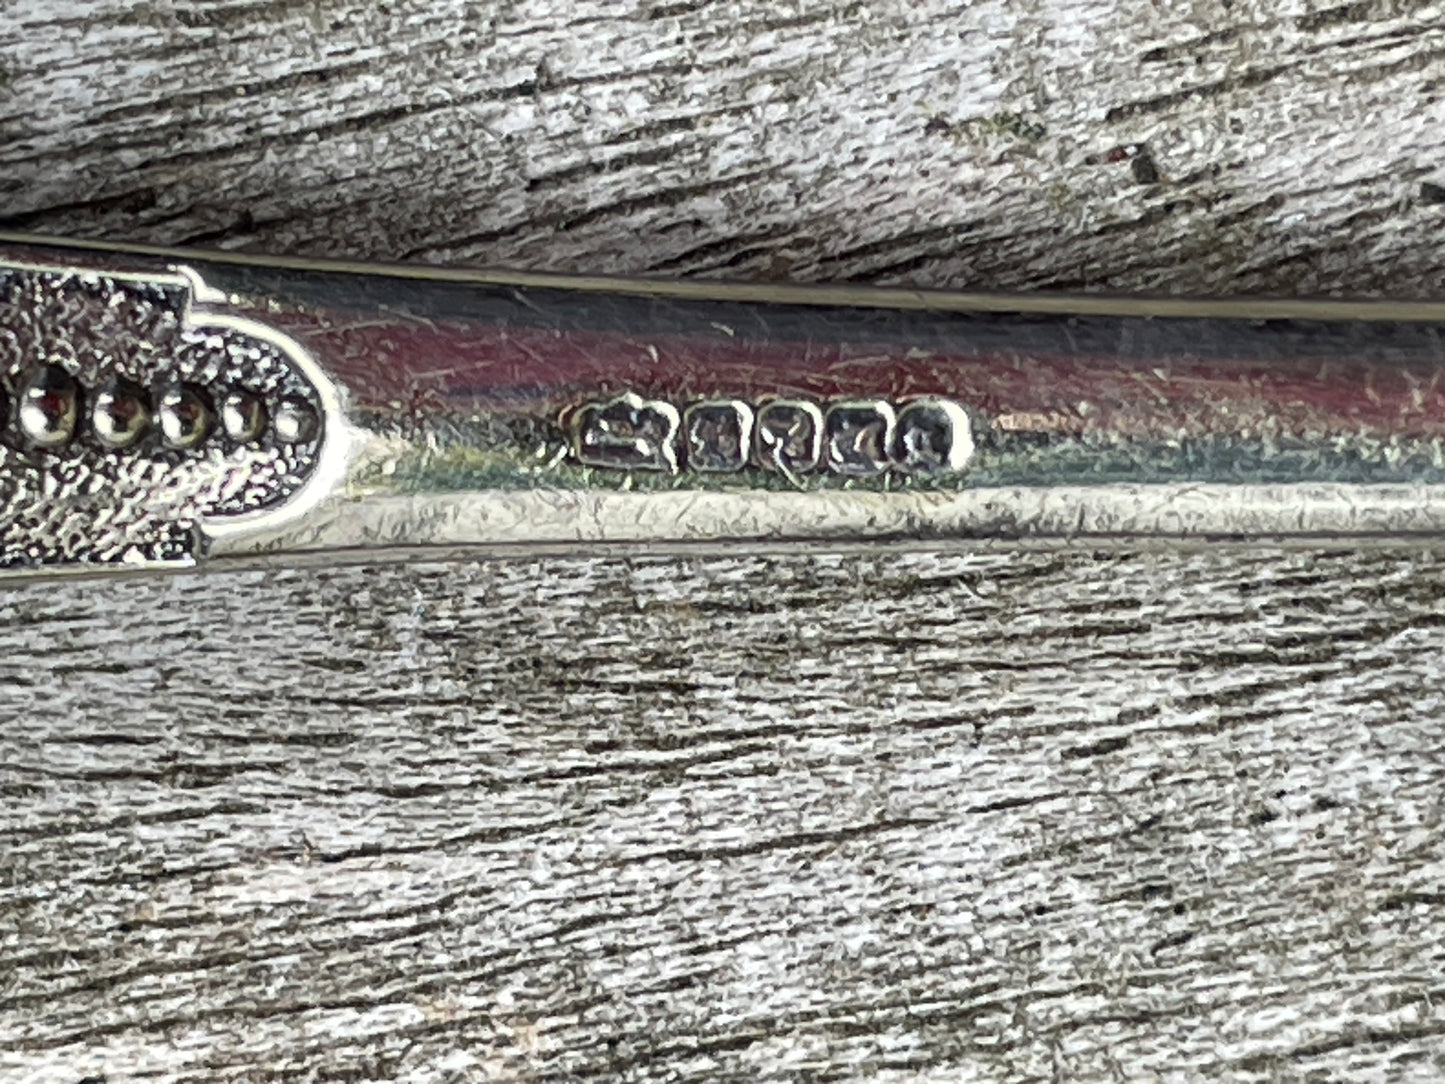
[4,1,1445,1081]
[4,551,1445,1083]
[4,0,1445,294]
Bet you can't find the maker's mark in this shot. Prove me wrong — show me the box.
[572,393,681,472]
[0,259,333,570]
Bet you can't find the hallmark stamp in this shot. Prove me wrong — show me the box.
[757,400,824,474]
[824,400,896,476]
[894,399,973,474]
[572,393,681,472]
[570,393,974,478]
[684,400,753,472]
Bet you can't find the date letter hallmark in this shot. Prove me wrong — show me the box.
[570,395,974,480]
[824,400,896,476]
[757,400,824,475]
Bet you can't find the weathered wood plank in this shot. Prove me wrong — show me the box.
[3,0,1445,294]
[3,550,1445,1080]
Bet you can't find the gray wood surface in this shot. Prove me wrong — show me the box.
[3,2,1445,1081]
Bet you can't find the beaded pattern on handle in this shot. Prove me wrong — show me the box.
[0,261,325,570]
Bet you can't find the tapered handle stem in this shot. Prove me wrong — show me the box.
[4,234,1445,576]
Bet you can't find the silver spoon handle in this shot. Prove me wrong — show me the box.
[5,234,1445,577]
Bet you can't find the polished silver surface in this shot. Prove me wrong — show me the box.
[209,483,1445,561]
